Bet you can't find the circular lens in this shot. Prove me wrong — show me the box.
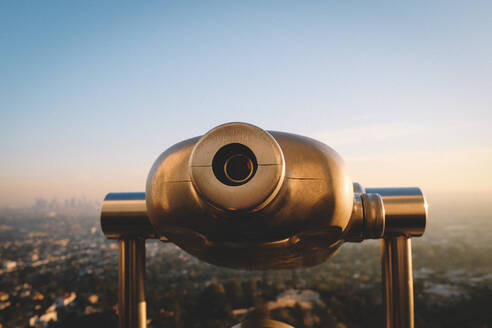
[212,143,258,186]
[224,154,254,183]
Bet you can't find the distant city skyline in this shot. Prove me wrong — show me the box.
[1,1,491,206]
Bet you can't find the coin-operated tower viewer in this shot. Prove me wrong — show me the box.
[101,122,427,328]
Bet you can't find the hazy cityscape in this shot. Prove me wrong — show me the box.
[0,193,490,328]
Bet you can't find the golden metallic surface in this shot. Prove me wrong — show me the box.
[382,236,414,328]
[231,319,295,328]
[344,192,364,242]
[118,239,146,328]
[100,123,430,328]
[366,188,427,237]
[145,122,354,269]
[101,193,157,239]
[189,122,285,212]
[352,182,365,194]
[103,125,428,270]
[361,193,385,238]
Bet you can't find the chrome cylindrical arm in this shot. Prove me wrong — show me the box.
[101,192,158,239]
[347,185,427,328]
[119,238,147,328]
[365,188,427,237]
[346,185,427,241]
[382,236,414,328]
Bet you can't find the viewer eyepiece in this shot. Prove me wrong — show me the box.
[224,153,254,183]
[212,143,257,186]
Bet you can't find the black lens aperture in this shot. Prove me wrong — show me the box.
[212,143,257,186]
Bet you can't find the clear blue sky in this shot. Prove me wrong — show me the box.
[1,1,491,206]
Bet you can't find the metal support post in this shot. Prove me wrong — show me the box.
[382,236,414,328]
[118,238,147,328]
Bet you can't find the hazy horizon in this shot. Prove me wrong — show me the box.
[1,1,491,206]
